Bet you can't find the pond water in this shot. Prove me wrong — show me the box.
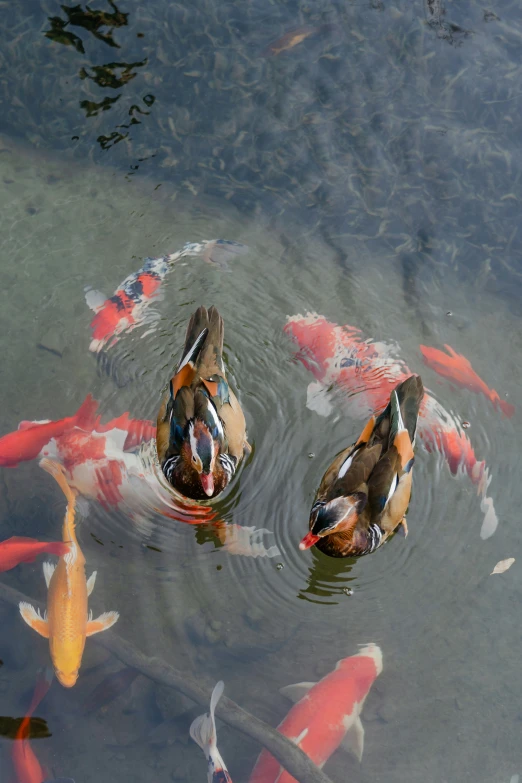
[0,1,521,782]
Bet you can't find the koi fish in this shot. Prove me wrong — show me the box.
[190,681,232,782]
[249,644,383,783]
[0,537,69,573]
[0,395,98,468]
[420,344,514,417]
[263,26,318,56]
[12,668,53,783]
[85,240,248,353]
[19,459,119,688]
[1,399,279,558]
[285,313,498,538]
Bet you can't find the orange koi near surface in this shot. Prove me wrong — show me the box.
[19,459,119,688]
[249,644,382,783]
[11,668,53,783]
[285,313,498,539]
[420,344,515,417]
[0,537,69,573]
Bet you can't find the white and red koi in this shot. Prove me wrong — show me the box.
[249,644,382,783]
[19,459,119,687]
[190,681,233,782]
[85,240,248,352]
[284,312,498,539]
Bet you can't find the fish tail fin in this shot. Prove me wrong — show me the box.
[189,681,224,752]
[73,394,100,430]
[492,394,515,418]
[29,667,54,715]
[39,459,77,537]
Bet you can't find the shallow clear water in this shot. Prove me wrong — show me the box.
[0,2,521,783]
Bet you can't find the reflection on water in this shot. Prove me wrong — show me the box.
[0,0,522,781]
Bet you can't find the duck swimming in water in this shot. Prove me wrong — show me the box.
[157,305,250,501]
[300,375,424,557]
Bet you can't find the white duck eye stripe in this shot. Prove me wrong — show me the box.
[189,421,200,462]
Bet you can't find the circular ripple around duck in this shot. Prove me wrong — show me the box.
[78,234,509,632]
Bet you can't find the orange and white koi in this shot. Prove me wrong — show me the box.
[420,343,514,417]
[19,459,119,688]
[12,668,53,783]
[190,681,233,783]
[285,312,498,539]
[249,644,382,783]
[85,240,248,353]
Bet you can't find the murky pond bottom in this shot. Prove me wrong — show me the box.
[0,137,520,783]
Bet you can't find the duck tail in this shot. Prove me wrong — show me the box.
[189,680,224,753]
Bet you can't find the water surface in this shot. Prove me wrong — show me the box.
[0,2,521,782]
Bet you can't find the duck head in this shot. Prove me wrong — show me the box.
[186,419,217,497]
[299,492,367,550]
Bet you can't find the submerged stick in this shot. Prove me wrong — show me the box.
[0,581,333,783]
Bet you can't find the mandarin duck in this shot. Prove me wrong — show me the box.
[300,375,424,557]
[156,305,250,501]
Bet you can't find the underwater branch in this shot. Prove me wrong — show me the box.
[0,581,334,783]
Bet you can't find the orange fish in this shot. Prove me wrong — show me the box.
[420,344,514,417]
[0,537,69,573]
[19,459,119,688]
[249,644,382,783]
[12,668,53,783]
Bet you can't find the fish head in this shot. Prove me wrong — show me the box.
[51,639,82,688]
[56,668,79,688]
[300,493,367,550]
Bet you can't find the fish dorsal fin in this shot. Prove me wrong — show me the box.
[279,682,316,704]
[340,714,365,762]
[43,561,56,589]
